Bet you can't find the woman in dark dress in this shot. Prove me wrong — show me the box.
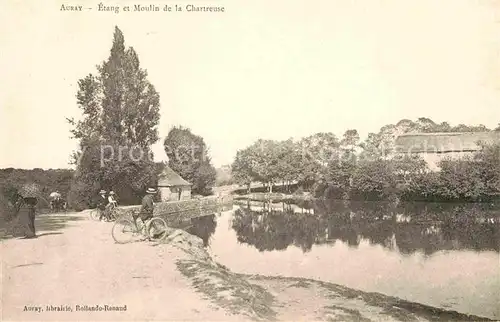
[17,185,39,239]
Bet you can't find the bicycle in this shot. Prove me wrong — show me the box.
[89,206,121,222]
[50,199,67,213]
[111,214,169,244]
[89,208,101,221]
[107,204,121,221]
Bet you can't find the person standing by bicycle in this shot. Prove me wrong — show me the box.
[133,187,157,232]
[108,191,118,208]
[105,191,118,221]
[97,190,108,221]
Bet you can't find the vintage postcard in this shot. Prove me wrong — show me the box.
[1,0,499,321]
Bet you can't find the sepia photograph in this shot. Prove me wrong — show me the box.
[1,0,499,321]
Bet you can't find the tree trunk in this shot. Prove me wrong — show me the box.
[246,183,251,194]
[269,182,273,193]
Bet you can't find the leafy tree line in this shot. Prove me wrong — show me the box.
[231,118,500,202]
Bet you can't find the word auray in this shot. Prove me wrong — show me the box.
[60,4,83,11]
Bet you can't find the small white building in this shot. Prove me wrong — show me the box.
[157,166,192,202]
[394,131,500,171]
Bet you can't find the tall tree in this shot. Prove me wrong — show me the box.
[277,139,302,191]
[359,132,384,160]
[164,126,216,195]
[416,117,437,133]
[296,133,339,190]
[434,121,452,132]
[67,26,160,209]
[231,149,255,193]
[340,129,360,155]
[300,132,340,167]
[248,140,281,192]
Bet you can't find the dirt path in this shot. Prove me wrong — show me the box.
[1,211,245,321]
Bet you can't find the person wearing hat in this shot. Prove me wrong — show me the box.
[108,191,118,208]
[97,190,109,221]
[16,184,39,239]
[104,190,118,221]
[133,187,157,231]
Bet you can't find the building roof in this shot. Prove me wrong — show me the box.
[157,165,191,186]
[394,131,500,154]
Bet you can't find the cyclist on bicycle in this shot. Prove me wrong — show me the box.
[133,187,157,233]
[108,191,118,207]
[104,191,118,221]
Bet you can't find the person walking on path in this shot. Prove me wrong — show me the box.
[16,184,40,239]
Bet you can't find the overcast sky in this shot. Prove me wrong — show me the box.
[1,0,499,169]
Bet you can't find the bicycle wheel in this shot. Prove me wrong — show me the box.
[148,217,169,241]
[90,209,100,221]
[109,207,122,221]
[111,218,138,244]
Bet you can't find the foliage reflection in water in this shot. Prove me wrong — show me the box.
[188,199,500,320]
[229,200,500,255]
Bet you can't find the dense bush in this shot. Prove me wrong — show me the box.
[67,141,159,210]
[297,143,500,202]
[350,159,398,200]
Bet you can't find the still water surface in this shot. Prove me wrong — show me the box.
[188,200,500,319]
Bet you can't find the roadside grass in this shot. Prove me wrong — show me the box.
[246,275,494,322]
[177,259,277,321]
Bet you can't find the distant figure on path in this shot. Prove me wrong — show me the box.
[134,187,157,230]
[49,190,62,212]
[97,190,108,221]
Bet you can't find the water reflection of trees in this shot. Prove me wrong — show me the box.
[231,200,500,255]
[187,214,217,247]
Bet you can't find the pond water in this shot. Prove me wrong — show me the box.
[187,200,500,320]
